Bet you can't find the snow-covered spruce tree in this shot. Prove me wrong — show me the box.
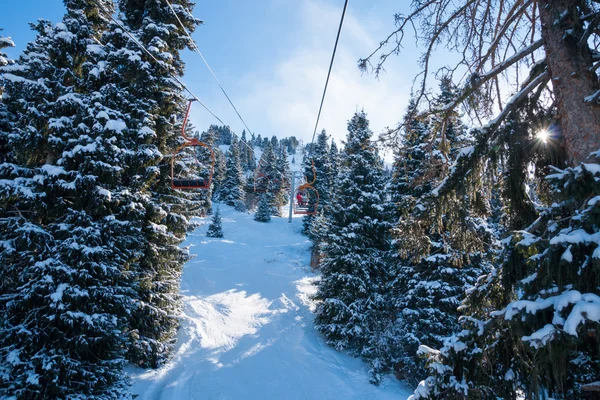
[328,139,340,191]
[210,144,227,201]
[246,141,257,172]
[360,1,600,397]
[274,146,291,211]
[302,129,333,237]
[308,209,333,270]
[206,207,223,238]
[220,136,246,207]
[385,88,494,386]
[313,111,393,378]
[254,192,272,222]
[270,135,279,152]
[0,31,13,67]
[239,130,249,170]
[0,2,143,397]
[0,30,15,162]
[256,142,283,216]
[117,0,203,368]
[412,150,600,399]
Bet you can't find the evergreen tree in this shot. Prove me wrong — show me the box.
[0,30,15,162]
[254,192,272,222]
[0,31,13,67]
[239,130,249,170]
[302,129,333,236]
[206,207,224,238]
[313,111,393,381]
[329,140,340,189]
[211,147,227,200]
[116,0,203,368]
[270,135,279,152]
[246,143,257,172]
[386,90,492,384]
[0,2,138,397]
[220,136,246,206]
[274,146,291,212]
[256,142,283,215]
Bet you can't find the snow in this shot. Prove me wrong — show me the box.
[588,196,600,206]
[582,163,600,174]
[522,324,556,349]
[50,283,69,303]
[139,126,155,138]
[105,119,127,133]
[26,372,39,385]
[129,204,412,399]
[561,246,573,263]
[97,187,111,200]
[497,290,600,339]
[40,164,67,176]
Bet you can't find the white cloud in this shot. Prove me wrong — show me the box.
[236,0,412,147]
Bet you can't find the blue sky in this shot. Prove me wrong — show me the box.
[3,0,420,149]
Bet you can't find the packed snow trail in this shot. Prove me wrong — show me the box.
[129,204,412,399]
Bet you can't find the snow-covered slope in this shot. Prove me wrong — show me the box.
[128,204,411,399]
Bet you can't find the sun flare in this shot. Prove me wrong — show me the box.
[536,129,549,143]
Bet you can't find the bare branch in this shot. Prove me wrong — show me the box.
[431,39,543,115]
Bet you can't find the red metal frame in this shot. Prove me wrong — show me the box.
[293,160,319,215]
[170,100,215,190]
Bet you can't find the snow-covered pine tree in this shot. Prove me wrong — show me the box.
[0,2,142,397]
[211,146,227,201]
[116,0,203,368]
[302,129,333,236]
[308,209,333,270]
[0,30,13,67]
[270,135,279,152]
[387,89,491,385]
[313,111,393,378]
[0,30,15,163]
[254,192,272,222]
[206,207,224,238]
[220,136,246,207]
[328,139,340,191]
[274,146,291,211]
[246,143,257,172]
[239,130,249,170]
[413,149,600,399]
[256,142,283,216]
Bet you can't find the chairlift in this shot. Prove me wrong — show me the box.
[294,184,319,215]
[170,100,215,190]
[293,160,319,215]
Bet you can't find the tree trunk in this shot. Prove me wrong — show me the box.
[539,0,600,165]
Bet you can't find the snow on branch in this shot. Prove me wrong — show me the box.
[432,69,549,198]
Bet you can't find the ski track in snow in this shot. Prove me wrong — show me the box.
[128,204,412,400]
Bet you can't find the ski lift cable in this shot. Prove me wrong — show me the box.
[293,0,348,213]
[164,0,254,137]
[92,0,226,125]
[163,0,293,183]
[309,0,349,152]
[95,0,287,184]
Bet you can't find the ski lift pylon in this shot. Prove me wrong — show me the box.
[170,100,215,190]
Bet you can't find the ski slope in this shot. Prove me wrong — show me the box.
[129,204,412,399]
